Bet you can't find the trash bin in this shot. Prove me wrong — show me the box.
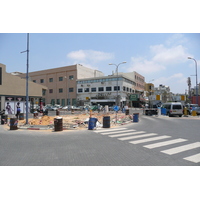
[54,117,63,131]
[19,113,24,120]
[1,115,8,125]
[103,116,110,128]
[125,109,129,115]
[56,110,60,116]
[133,113,139,122]
[10,118,18,130]
[33,112,38,118]
[88,118,97,130]
[161,108,167,115]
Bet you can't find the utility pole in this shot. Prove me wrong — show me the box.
[21,33,29,124]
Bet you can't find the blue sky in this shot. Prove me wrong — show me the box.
[1,33,199,94]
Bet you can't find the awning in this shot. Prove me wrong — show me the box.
[90,99,116,103]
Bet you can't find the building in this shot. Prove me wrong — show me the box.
[0,63,47,113]
[76,73,139,107]
[145,83,155,96]
[17,64,104,106]
[154,84,171,103]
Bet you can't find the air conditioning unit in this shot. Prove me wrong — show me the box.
[81,85,83,87]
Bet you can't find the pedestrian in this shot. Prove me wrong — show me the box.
[16,106,21,119]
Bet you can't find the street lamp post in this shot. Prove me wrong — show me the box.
[188,57,198,105]
[109,62,126,106]
[21,33,29,124]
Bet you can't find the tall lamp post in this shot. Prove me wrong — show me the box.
[21,33,29,124]
[188,57,198,105]
[109,62,126,106]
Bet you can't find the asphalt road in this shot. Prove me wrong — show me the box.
[0,111,200,166]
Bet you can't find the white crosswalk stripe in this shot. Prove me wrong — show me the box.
[129,135,171,144]
[100,129,135,135]
[109,131,146,138]
[118,133,157,141]
[94,127,200,164]
[143,138,187,149]
[161,142,200,155]
[94,127,127,133]
[183,153,200,163]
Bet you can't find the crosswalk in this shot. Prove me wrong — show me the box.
[94,128,200,164]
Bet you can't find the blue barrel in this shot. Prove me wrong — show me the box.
[88,118,97,130]
[161,108,166,115]
[133,113,139,122]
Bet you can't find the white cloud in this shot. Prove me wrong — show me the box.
[127,56,165,74]
[151,44,188,64]
[127,41,189,75]
[67,50,86,61]
[165,33,188,46]
[67,49,114,63]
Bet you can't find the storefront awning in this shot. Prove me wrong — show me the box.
[90,99,116,103]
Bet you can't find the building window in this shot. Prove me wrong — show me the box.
[42,89,46,96]
[69,88,74,92]
[51,99,55,105]
[84,88,89,92]
[49,89,53,93]
[59,77,63,81]
[59,88,63,93]
[91,88,96,92]
[40,79,44,83]
[49,78,53,82]
[33,80,36,83]
[98,87,104,92]
[106,87,112,91]
[114,86,120,91]
[69,75,74,80]
[78,88,83,93]
[123,86,126,91]
[61,99,65,106]
[57,99,60,105]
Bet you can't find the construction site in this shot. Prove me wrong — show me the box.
[5,110,135,131]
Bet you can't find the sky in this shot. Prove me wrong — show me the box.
[1,33,199,94]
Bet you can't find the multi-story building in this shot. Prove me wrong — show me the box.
[154,84,171,103]
[0,63,47,113]
[76,73,138,107]
[17,64,104,106]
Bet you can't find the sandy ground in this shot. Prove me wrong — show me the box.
[17,112,132,129]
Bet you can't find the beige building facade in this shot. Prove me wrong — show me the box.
[17,64,104,106]
[0,63,47,113]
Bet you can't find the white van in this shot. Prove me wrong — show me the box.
[162,102,183,117]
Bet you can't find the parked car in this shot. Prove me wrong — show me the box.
[192,107,200,115]
[185,104,199,115]
[162,102,183,117]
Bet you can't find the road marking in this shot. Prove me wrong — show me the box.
[143,138,187,149]
[94,128,127,133]
[100,129,135,135]
[183,153,200,163]
[129,135,171,144]
[161,142,200,155]
[118,133,157,141]
[109,131,146,137]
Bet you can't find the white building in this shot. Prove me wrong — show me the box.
[76,74,137,107]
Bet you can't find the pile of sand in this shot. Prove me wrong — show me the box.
[18,112,132,128]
